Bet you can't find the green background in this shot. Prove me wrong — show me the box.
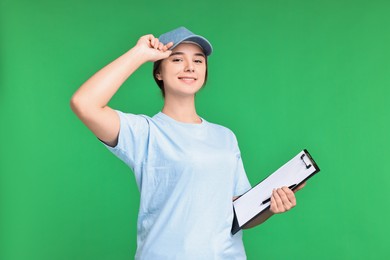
[1,0,389,259]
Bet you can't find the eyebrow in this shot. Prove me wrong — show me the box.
[170,52,206,58]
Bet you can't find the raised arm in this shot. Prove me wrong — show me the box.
[70,35,173,146]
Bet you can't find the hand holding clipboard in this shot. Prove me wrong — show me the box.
[232,149,320,234]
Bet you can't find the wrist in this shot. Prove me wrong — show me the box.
[125,46,150,65]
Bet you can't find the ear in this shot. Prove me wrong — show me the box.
[155,71,162,81]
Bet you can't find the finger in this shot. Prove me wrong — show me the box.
[165,41,174,49]
[162,42,172,52]
[158,42,164,51]
[270,190,278,213]
[281,187,296,209]
[153,38,159,49]
[149,36,156,48]
[272,189,285,213]
[282,187,296,206]
[277,188,293,210]
[145,34,155,47]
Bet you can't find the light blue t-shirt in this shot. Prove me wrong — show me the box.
[104,111,251,259]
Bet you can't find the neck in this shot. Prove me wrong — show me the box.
[162,95,201,124]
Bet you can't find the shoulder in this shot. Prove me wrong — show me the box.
[205,120,238,141]
[116,110,152,122]
[113,110,154,132]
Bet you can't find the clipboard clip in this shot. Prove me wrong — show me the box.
[300,153,312,169]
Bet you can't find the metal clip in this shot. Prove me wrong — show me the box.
[300,153,312,169]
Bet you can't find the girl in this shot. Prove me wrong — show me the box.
[70,27,303,259]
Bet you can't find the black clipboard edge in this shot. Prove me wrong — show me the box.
[303,149,320,173]
[231,149,321,235]
[231,207,240,234]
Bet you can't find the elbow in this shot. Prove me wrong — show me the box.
[70,93,91,118]
[70,93,82,114]
[70,92,103,121]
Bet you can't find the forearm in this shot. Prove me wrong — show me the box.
[242,185,304,229]
[70,47,146,113]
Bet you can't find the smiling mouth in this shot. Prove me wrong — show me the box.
[178,77,197,80]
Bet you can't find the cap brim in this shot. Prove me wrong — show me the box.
[170,35,213,56]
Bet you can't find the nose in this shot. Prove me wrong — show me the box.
[184,60,195,72]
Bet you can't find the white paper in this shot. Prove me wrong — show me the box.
[233,150,318,227]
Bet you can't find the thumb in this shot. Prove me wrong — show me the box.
[161,50,172,58]
[155,49,172,61]
[149,50,172,62]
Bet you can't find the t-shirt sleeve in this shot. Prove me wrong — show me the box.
[232,135,252,196]
[101,110,150,172]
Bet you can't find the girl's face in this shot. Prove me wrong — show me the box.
[156,43,207,98]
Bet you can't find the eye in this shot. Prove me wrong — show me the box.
[194,59,204,64]
[172,58,183,62]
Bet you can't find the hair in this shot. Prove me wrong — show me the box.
[153,55,208,97]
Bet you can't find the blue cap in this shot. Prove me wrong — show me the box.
[158,26,213,56]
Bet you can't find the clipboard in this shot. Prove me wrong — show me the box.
[231,149,320,235]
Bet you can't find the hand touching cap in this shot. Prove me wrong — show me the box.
[135,34,173,62]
